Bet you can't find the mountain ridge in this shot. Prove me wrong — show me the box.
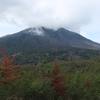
[0,27,100,53]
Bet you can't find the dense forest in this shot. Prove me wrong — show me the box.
[14,48,100,65]
[0,48,100,100]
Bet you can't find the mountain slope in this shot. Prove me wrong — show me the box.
[0,27,100,53]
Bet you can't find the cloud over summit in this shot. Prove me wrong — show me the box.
[0,0,100,42]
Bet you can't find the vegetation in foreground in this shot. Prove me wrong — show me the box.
[0,48,100,100]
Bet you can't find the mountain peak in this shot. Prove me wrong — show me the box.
[0,27,100,52]
[25,27,45,36]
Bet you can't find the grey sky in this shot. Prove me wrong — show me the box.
[0,0,100,43]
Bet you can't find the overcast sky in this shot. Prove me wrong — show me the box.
[0,0,100,43]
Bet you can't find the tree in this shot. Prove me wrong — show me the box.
[0,47,21,87]
[51,60,67,100]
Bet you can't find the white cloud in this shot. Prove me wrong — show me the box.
[80,31,87,37]
[0,21,26,37]
[0,0,100,42]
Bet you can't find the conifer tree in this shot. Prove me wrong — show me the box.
[51,60,67,100]
[0,47,21,86]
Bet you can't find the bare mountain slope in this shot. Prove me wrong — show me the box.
[0,27,100,53]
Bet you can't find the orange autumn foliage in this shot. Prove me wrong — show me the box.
[51,60,67,97]
[0,47,21,85]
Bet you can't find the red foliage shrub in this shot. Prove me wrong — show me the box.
[51,60,67,98]
[0,47,21,86]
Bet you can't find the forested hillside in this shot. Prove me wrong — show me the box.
[0,48,100,100]
[14,48,100,65]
